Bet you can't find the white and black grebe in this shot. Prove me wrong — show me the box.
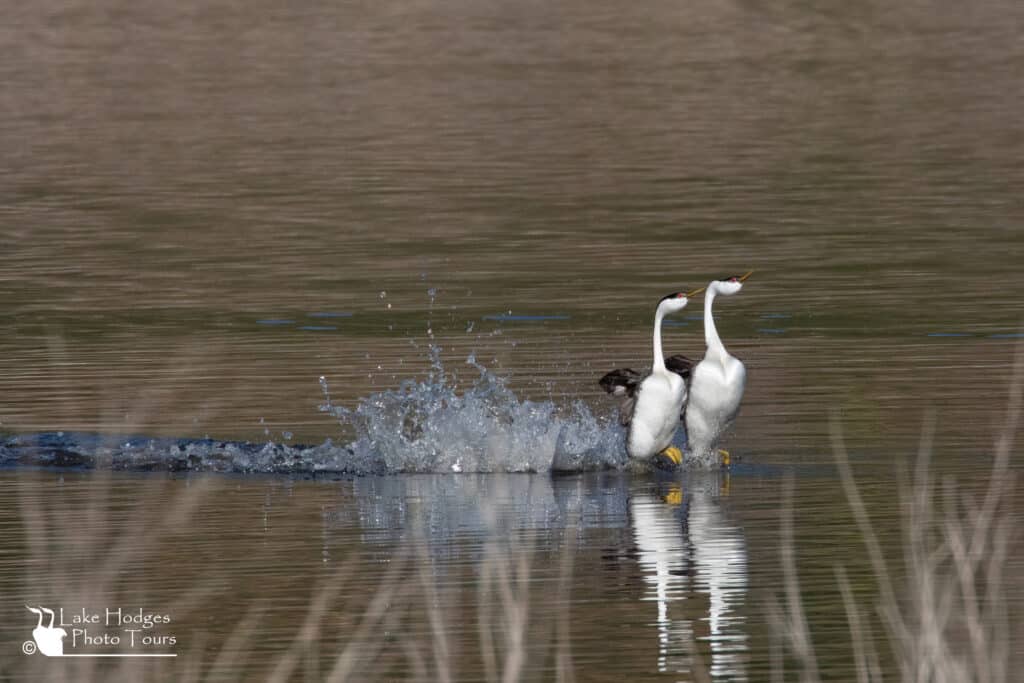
[599,289,702,467]
[684,272,752,465]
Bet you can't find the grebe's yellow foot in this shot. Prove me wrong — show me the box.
[718,449,731,467]
[653,446,683,470]
[662,485,683,506]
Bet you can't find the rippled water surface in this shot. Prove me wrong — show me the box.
[1,0,1023,679]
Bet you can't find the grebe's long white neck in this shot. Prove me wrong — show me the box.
[652,304,668,373]
[701,271,751,362]
[650,292,693,373]
[703,284,727,361]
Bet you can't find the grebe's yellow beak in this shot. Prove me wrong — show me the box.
[684,270,752,298]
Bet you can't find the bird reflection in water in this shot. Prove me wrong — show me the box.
[630,470,748,679]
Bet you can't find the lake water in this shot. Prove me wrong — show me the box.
[1,0,1022,679]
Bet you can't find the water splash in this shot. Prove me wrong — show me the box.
[1,349,628,475]
[319,346,627,474]
[0,431,358,474]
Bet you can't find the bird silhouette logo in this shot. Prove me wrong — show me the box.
[24,606,67,656]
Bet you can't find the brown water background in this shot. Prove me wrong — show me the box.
[1,0,1023,679]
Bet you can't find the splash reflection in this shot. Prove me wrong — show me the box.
[323,471,748,680]
[324,473,632,558]
[630,472,748,680]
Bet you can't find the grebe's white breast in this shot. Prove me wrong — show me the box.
[628,370,686,459]
[685,354,746,457]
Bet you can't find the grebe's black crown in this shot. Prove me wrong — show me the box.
[721,271,753,284]
[659,292,687,303]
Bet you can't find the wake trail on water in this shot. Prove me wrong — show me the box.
[1,348,630,475]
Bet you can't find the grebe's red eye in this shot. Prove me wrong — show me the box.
[676,293,686,298]
[729,277,738,282]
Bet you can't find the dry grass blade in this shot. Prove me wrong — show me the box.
[835,565,873,683]
[416,537,453,683]
[772,475,821,683]
[775,334,1023,683]
[205,603,266,681]
[325,553,410,683]
[265,562,357,683]
[555,518,577,683]
[830,411,908,652]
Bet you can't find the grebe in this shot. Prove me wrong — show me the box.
[684,272,752,465]
[600,290,701,467]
